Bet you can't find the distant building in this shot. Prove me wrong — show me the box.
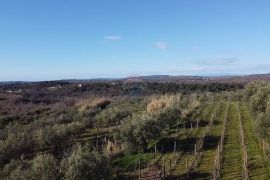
[78,84,82,87]
[16,89,23,93]
[47,85,62,90]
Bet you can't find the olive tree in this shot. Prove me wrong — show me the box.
[61,145,110,180]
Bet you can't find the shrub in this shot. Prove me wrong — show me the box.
[115,105,181,153]
[1,159,32,179]
[1,154,60,180]
[31,153,60,180]
[95,106,132,127]
[250,86,270,113]
[61,145,110,179]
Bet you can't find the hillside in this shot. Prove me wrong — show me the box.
[1,80,270,179]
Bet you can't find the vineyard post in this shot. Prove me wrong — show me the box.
[162,156,165,177]
[139,158,141,179]
[174,141,176,158]
[186,159,189,179]
[96,135,98,149]
[128,168,131,180]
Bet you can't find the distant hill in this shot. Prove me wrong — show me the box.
[121,73,270,84]
[1,73,270,85]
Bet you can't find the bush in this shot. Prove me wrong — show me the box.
[1,153,60,180]
[31,153,60,180]
[61,145,110,179]
[1,159,32,179]
[115,105,182,153]
[250,86,270,113]
[95,106,132,127]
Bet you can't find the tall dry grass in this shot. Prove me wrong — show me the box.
[76,96,111,112]
[146,94,181,113]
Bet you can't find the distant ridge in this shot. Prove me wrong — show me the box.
[1,73,270,85]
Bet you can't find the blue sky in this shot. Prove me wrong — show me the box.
[1,0,270,81]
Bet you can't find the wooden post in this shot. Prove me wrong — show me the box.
[139,159,141,179]
[162,156,165,177]
[96,134,98,149]
[174,141,176,154]
[186,159,189,179]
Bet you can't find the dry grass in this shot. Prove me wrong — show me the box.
[181,99,200,118]
[146,94,180,113]
[103,139,123,157]
[76,96,111,112]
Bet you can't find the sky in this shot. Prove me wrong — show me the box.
[1,0,270,81]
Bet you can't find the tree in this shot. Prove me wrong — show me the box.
[31,153,60,180]
[61,145,110,180]
[250,86,270,113]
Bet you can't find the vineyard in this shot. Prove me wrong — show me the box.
[1,81,270,179]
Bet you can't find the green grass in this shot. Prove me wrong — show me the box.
[220,102,242,180]
[240,102,270,179]
[194,102,227,179]
[113,153,154,171]
[167,103,220,179]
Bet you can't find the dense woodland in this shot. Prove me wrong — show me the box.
[0,81,269,179]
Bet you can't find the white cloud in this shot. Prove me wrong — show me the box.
[103,35,122,41]
[154,41,168,50]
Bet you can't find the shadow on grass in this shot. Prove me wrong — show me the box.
[157,137,197,153]
[183,120,209,129]
[203,135,220,150]
[166,172,211,179]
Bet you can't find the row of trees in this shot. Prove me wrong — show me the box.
[1,144,109,179]
[244,81,270,156]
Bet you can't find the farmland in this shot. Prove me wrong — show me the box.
[0,80,270,179]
